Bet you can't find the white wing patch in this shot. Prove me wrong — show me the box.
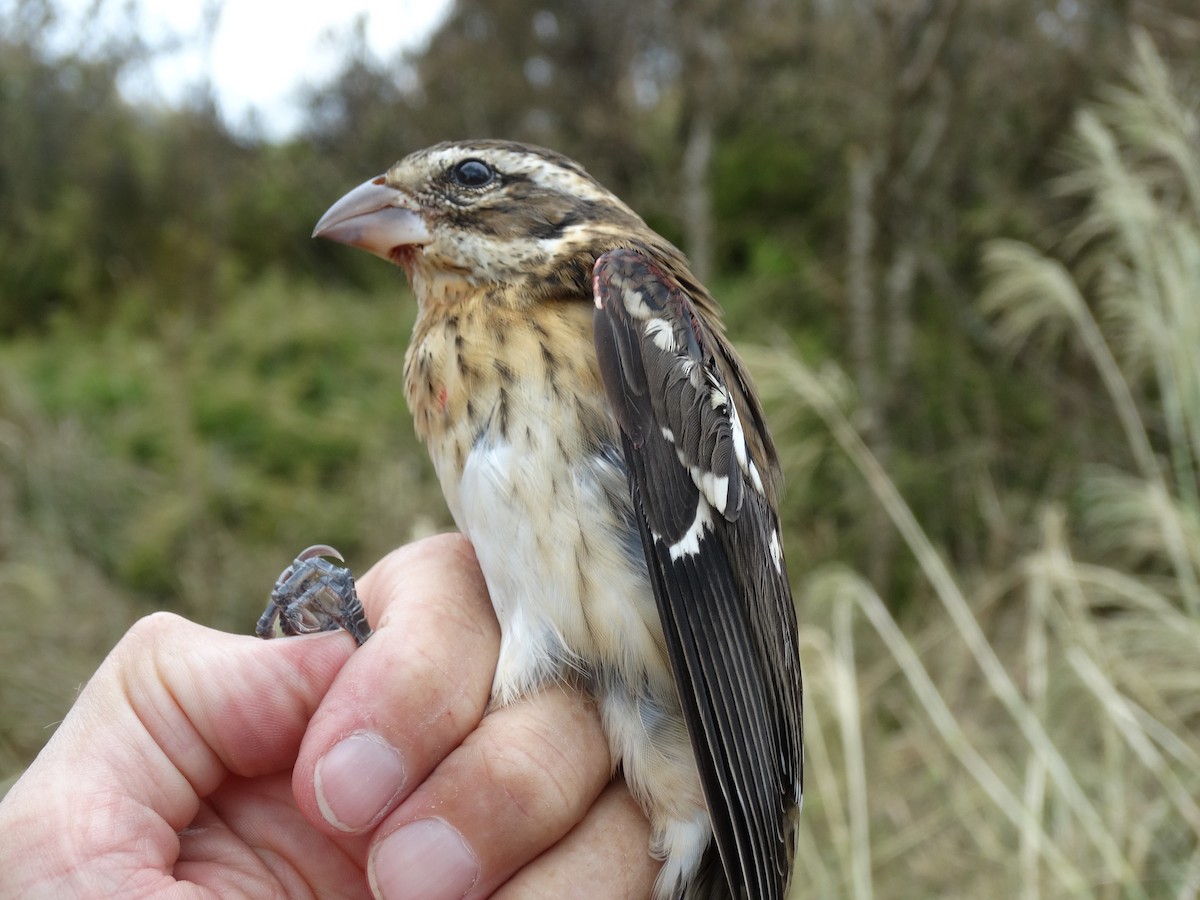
[769,528,783,575]
[623,287,652,318]
[665,496,714,561]
[748,460,765,497]
[728,391,750,469]
[694,466,729,516]
[646,317,678,352]
[726,384,767,498]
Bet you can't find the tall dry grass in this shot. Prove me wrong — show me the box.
[753,32,1200,898]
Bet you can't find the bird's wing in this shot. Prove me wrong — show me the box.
[592,248,803,899]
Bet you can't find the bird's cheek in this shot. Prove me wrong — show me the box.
[426,236,488,278]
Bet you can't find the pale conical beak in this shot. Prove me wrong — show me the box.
[312,176,431,262]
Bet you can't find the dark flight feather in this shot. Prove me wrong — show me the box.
[593,249,803,900]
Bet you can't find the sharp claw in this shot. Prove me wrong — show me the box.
[296,544,345,563]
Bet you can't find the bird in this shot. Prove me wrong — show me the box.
[308,140,802,900]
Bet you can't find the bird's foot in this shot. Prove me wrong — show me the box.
[256,544,372,645]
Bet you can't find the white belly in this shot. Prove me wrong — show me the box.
[441,430,667,705]
[431,426,712,896]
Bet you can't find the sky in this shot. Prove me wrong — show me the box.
[51,0,452,138]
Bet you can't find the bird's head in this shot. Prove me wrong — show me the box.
[313,140,669,303]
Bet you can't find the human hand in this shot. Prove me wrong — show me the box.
[0,534,659,898]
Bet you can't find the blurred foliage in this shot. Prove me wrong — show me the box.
[0,274,448,771]
[2,0,1200,893]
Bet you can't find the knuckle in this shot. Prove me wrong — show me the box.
[122,610,192,646]
[472,708,595,819]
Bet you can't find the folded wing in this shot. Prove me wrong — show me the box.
[592,248,803,900]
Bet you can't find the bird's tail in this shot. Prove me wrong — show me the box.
[681,845,738,900]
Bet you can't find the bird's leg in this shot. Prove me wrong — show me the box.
[256,544,372,646]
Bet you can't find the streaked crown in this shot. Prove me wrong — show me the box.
[380,140,649,295]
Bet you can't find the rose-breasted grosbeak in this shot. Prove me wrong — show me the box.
[304,141,802,899]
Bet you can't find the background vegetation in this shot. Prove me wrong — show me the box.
[2,0,1199,895]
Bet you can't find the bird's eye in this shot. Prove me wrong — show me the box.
[450,159,496,188]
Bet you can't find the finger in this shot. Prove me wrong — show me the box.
[293,533,500,836]
[366,683,613,900]
[495,780,659,899]
[0,614,354,891]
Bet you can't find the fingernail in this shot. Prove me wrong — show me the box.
[370,818,480,900]
[315,732,407,831]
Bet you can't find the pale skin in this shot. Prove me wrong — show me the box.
[0,534,660,899]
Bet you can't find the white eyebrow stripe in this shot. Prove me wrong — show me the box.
[419,146,621,204]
